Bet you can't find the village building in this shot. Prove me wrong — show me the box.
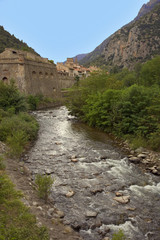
[56,58,97,79]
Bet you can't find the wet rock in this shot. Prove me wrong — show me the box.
[100,156,108,160]
[148,166,159,175]
[37,206,43,211]
[137,153,147,159]
[48,208,55,215]
[71,220,82,230]
[55,142,62,145]
[91,188,103,195]
[91,218,102,229]
[129,157,140,163]
[113,195,130,204]
[66,190,75,197]
[135,147,145,153]
[32,201,38,206]
[127,207,136,211]
[98,226,110,236]
[71,158,78,163]
[56,210,65,218]
[85,210,98,218]
[115,192,123,197]
[45,168,54,175]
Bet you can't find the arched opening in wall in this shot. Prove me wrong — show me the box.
[53,87,56,92]
[12,51,17,54]
[32,71,36,77]
[45,72,48,78]
[2,77,8,83]
[39,72,43,78]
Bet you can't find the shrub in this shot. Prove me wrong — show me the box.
[112,229,126,240]
[7,130,28,158]
[0,80,27,113]
[35,174,54,203]
[0,174,49,240]
[0,155,5,170]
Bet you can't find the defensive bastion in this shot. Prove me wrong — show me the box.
[0,48,75,97]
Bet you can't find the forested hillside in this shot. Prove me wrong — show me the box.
[0,26,38,55]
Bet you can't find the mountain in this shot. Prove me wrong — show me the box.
[73,54,88,62]
[0,26,38,55]
[135,0,160,20]
[80,0,160,70]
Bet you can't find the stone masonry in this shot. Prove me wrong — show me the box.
[0,48,75,97]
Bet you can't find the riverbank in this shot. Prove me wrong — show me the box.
[0,141,82,240]
[118,139,160,176]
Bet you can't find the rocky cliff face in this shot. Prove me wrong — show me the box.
[80,2,160,70]
[135,0,160,20]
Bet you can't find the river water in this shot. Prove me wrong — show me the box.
[25,106,160,240]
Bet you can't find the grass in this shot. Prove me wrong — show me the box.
[0,156,49,240]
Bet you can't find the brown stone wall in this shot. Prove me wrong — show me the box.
[58,72,75,89]
[0,49,75,97]
[24,59,60,97]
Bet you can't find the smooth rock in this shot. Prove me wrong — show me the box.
[129,157,140,163]
[48,208,55,215]
[85,210,98,218]
[91,218,102,229]
[66,190,75,197]
[115,192,123,197]
[37,206,43,211]
[127,207,136,211]
[56,210,65,218]
[135,147,145,153]
[32,201,38,206]
[71,158,78,162]
[113,195,130,204]
[137,154,147,158]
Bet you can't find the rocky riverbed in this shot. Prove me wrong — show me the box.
[23,106,160,240]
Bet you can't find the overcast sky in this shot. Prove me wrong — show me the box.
[0,0,149,62]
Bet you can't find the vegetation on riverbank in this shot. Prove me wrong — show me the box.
[0,80,39,157]
[0,156,49,240]
[65,56,160,151]
[0,81,50,239]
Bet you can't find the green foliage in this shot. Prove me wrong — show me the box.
[66,56,160,151]
[0,81,39,157]
[27,94,54,110]
[112,229,126,240]
[139,56,160,86]
[0,156,5,170]
[7,130,28,158]
[0,80,27,113]
[35,174,54,203]
[0,172,49,240]
[0,25,38,55]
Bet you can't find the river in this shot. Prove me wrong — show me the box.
[25,106,160,240]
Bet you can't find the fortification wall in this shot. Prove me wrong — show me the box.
[58,72,75,89]
[0,49,61,97]
[24,59,60,97]
[0,58,26,92]
[0,49,75,97]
